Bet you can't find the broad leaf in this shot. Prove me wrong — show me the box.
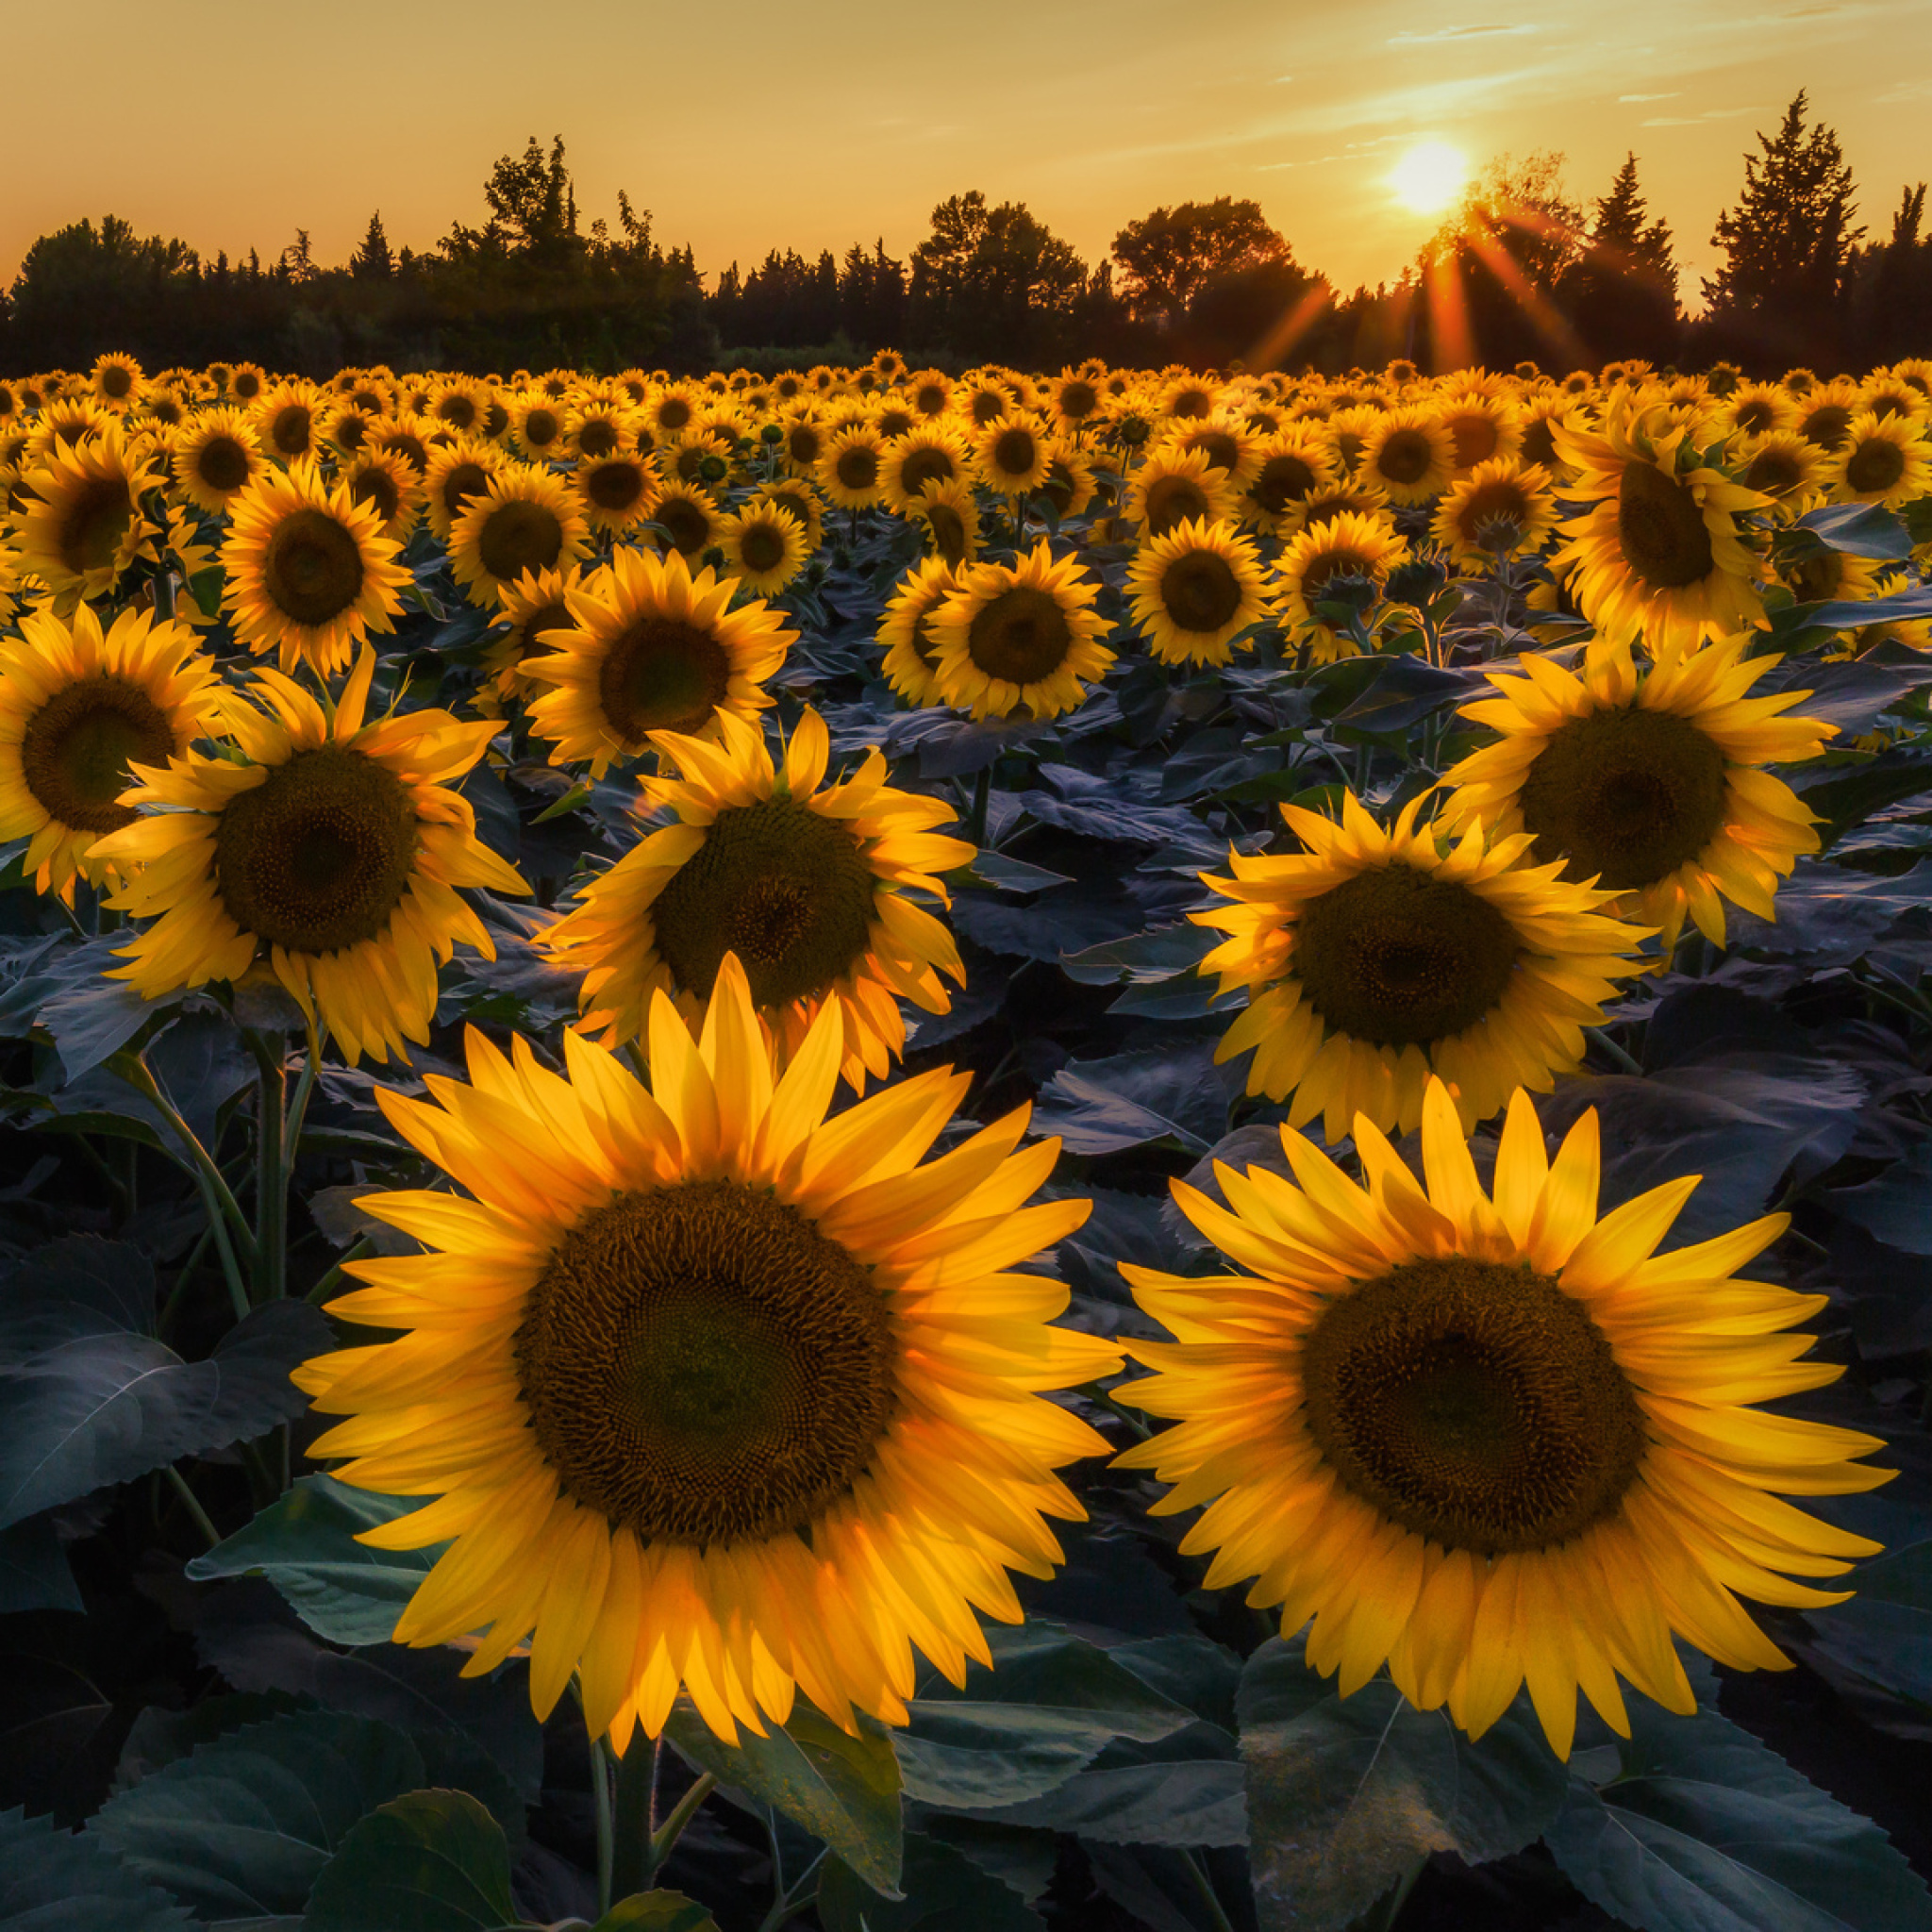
[1790,502,1915,560]
[1238,1637,1568,1932]
[817,1830,1046,1932]
[592,1891,721,1931]
[186,1474,440,1645]
[303,1789,527,1932]
[0,1514,83,1614]
[0,1805,194,1931]
[1031,1045,1230,1156]
[971,1752,1247,1847]
[1826,1141,1932,1255]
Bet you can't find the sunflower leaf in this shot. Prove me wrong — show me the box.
[0,1805,195,1931]
[591,1890,722,1931]
[302,1789,533,1932]
[817,1829,1045,1932]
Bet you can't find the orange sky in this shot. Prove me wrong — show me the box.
[4,0,1926,311]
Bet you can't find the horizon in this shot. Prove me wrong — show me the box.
[4,0,1925,317]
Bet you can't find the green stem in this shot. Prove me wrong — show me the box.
[165,1465,221,1550]
[1180,1851,1238,1932]
[158,1224,216,1339]
[113,1052,258,1274]
[632,1767,715,1895]
[608,1736,661,1900]
[968,767,991,848]
[307,1235,374,1306]
[589,1729,616,1919]
[282,1007,325,1188]
[250,1034,286,1301]
[1585,1026,1643,1076]
[755,1851,827,1932]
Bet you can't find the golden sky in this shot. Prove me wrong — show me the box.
[4,0,1926,310]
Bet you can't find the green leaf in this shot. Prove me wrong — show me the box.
[1237,1636,1568,1932]
[302,1789,528,1932]
[1789,503,1915,561]
[972,1755,1247,1848]
[817,1830,1046,1932]
[1544,1698,1932,1932]
[0,1239,330,1529]
[88,1709,427,1920]
[0,1513,83,1614]
[186,1474,441,1645]
[664,1697,904,1897]
[0,1805,195,1930]
[591,1890,721,1931]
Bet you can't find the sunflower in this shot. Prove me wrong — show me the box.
[958,376,1020,428]
[481,565,587,706]
[1736,431,1828,519]
[1436,391,1523,475]
[1777,545,1890,608]
[1047,370,1104,434]
[1114,1074,1889,1757]
[15,425,166,611]
[926,542,1114,723]
[1124,444,1241,538]
[222,459,410,677]
[815,426,890,511]
[342,448,426,548]
[877,558,961,708]
[1274,509,1408,633]
[522,546,793,776]
[749,478,826,555]
[424,439,508,541]
[1553,407,1771,660]
[370,417,433,476]
[544,706,970,1088]
[292,953,1118,1746]
[715,504,810,598]
[1158,375,1220,421]
[1126,518,1272,668]
[904,477,983,570]
[1164,413,1266,492]
[1036,440,1099,522]
[97,651,527,1063]
[91,353,144,412]
[644,383,700,440]
[971,414,1054,498]
[1795,379,1860,452]
[1441,633,1836,951]
[448,466,590,611]
[564,401,638,464]
[1196,791,1647,1141]
[509,395,570,462]
[1718,383,1800,442]
[1823,410,1932,508]
[1240,428,1340,535]
[1358,408,1457,507]
[575,451,660,537]
[881,425,971,511]
[324,403,376,458]
[255,381,325,463]
[1432,458,1561,569]
[651,483,723,562]
[0,602,230,898]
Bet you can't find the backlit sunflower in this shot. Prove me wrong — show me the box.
[509,395,570,462]
[926,541,1114,722]
[91,353,144,412]
[1553,407,1771,660]
[481,565,587,706]
[342,448,426,549]
[816,426,890,511]
[1048,370,1104,434]
[1441,634,1835,951]
[973,414,1056,498]
[904,477,983,570]
[255,380,325,462]
[544,706,969,1087]
[1196,791,1647,1141]
[1737,431,1828,519]
[1163,413,1265,492]
[1126,518,1272,668]
[1274,509,1408,633]
[15,425,166,611]
[1823,409,1932,508]
[1124,444,1241,538]
[1431,458,1560,569]
[1114,1075,1889,1757]
[877,558,961,708]
[648,483,720,562]
[223,458,410,676]
[0,602,229,898]
[1777,545,1890,609]
[716,503,809,597]
[658,430,735,491]
[575,451,660,537]
[449,466,590,610]
[881,425,971,510]
[293,955,1119,1746]
[170,407,266,515]
[424,439,507,541]
[1240,428,1340,535]
[1794,379,1859,452]
[523,546,793,776]
[1036,440,1099,522]
[567,400,641,464]
[749,478,826,555]
[1436,391,1522,475]
[1359,408,1457,507]
[97,650,528,1064]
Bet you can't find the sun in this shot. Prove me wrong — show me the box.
[1391,139,1470,215]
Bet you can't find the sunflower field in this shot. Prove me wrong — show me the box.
[2,348,1932,1932]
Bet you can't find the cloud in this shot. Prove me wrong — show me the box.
[1388,22,1538,42]
[1618,92,1679,101]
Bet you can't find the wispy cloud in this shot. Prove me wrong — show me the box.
[1618,92,1679,102]
[1388,22,1538,42]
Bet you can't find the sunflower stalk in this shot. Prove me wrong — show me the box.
[755,1849,826,1932]
[281,1007,325,1191]
[164,1464,221,1551]
[588,1730,617,1918]
[248,1032,287,1302]
[1181,1851,1239,1932]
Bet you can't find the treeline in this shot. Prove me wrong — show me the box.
[3,98,1925,378]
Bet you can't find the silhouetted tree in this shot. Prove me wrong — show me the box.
[1562,154,1677,367]
[908,192,1087,361]
[1111,198,1292,328]
[1848,182,1931,367]
[351,212,395,281]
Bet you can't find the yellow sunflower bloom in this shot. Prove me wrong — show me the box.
[1274,509,1408,633]
[575,451,660,538]
[1737,431,1829,520]
[292,956,1120,1744]
[91,352,144,412]
[1822,409,1932,508]
[1357,407,1456,507]
[748,479,826,555]
[1431,458,1561,569]
[1436,390,1523,475]
[0,603,230,898]
[1123,444,1241,539]
[816,426,891,510]
[903,477,983,570]
[96,650,528,1064]
[522,546,793,776]
[1441,634,1836,951]
[1125,517,1272,668]
[423,438,507,541]
[448,465,590,611]
[342,448,426,549]
[1239,428,1340,536]
[715,503,810,597]
[565,400,642,463]
[925,541,1115,722]
[222,458,410,677]
[171,407,268,516]
[877,558,961,708]
[543,707,970,1088]
[1114,1075,1889,1758]
[15,425,166,612]
[254,380,326,463]
[1037,440,1099,522]
[880,425,972,511]
[508,394,570,462]
[1196,791,1648,1141]
[651,483,724,562]
[481,565,587,707]
[974,414,1056,498]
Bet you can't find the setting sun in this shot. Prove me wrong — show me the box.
[1390,138,1470,215]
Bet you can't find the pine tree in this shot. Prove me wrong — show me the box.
[1563,153,1677,364]
[351,210,394,280]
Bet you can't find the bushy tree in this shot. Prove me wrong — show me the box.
[908,192,1088,361]
[1111,197,1292,327]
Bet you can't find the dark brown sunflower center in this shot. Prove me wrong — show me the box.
[1302,548,1375,598]
[651,797,877,1008]
[19,675,175,834]
[577,418,621,458]
[381,432,428,473]
[899,446,956,494]
[739,521,789,574]
[1299,1257,1646,1555]
[523,408,561,447]
[438,462,490,520]
[333,414,368,452]
[922,501,970,566]
[514,1179,896,1546]
[1457,479,1532,550]
[263,508,365,625]
[1143,473,1210,537]
[1786,551,1848,604]
[970,391,1008,425]
[657,397,693,432]
[968,586,1074,686]
[269,406,312,454]
[514,600,571,652]
[1803,405,1851,450]
[1059,380,1098,419]
[585,459,647,513]
[1445,413,1499,469]
[58,475,135,577]
[1252,453,1316,516]
[787,425,823,465]
[195,436,250,492]
[914,383,948,415]
[656,495,712,556]
[1845,438,1907,495]
[1374,429,1435,487]
[1744,447,1802,496]
[477,498,564,582]
[1616,459,1715,591]
[1518,704,1729,891]
[350,466,401,524]
[991,427,1039,477]
[1292,863,1521,1047]
[437,396,477,430]
[1160,550,1244,633]
[213,746,418,955]
[99,365,135,400]
[598,616,730,743]
[835,446,879,491]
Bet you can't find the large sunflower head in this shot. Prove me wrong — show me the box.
[815,425,890,510]
[1241,427,1341,535]
[448,464,591,611]
[15,425,166,611]
[1274,508,1408,635]
[482,564,587,705]
[1035,438,1098,522]
[1124,443,1241,538]
[650,483,724,562]
[1196,790,1649,1141]
[1441,633,1836,951]
[715,503,810,598]
[544,706,971,1087]
[1431,458,1561,570]
[1553,405,1772,660]
[1824,409,1932,508]
[0,603,230,898]
[749,478,826,554]
[170,407,268,516]
[1435,391,1523,475]
[565,400,640,463]
[973,413,1055,498]
[1114,1075,1889,1757]
[522,546,794,777]
[925,541,1115,722]
[341,448,426,549]
[1125,516,1273,668]
[424,437,508,541]
[91,353,145,412]
[254,381,325,462]
[881,425,970,510]
[876,558,962,708]
[574,450,661,537]
[508,394,569,461]
[222,458,411,676]
[293,957,1118,1744]
[97,650,528,1063]
[1795,379,1861,453]
[1359,407,1457,507]
[1737,430,1828,519]
[903,476,983,570]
